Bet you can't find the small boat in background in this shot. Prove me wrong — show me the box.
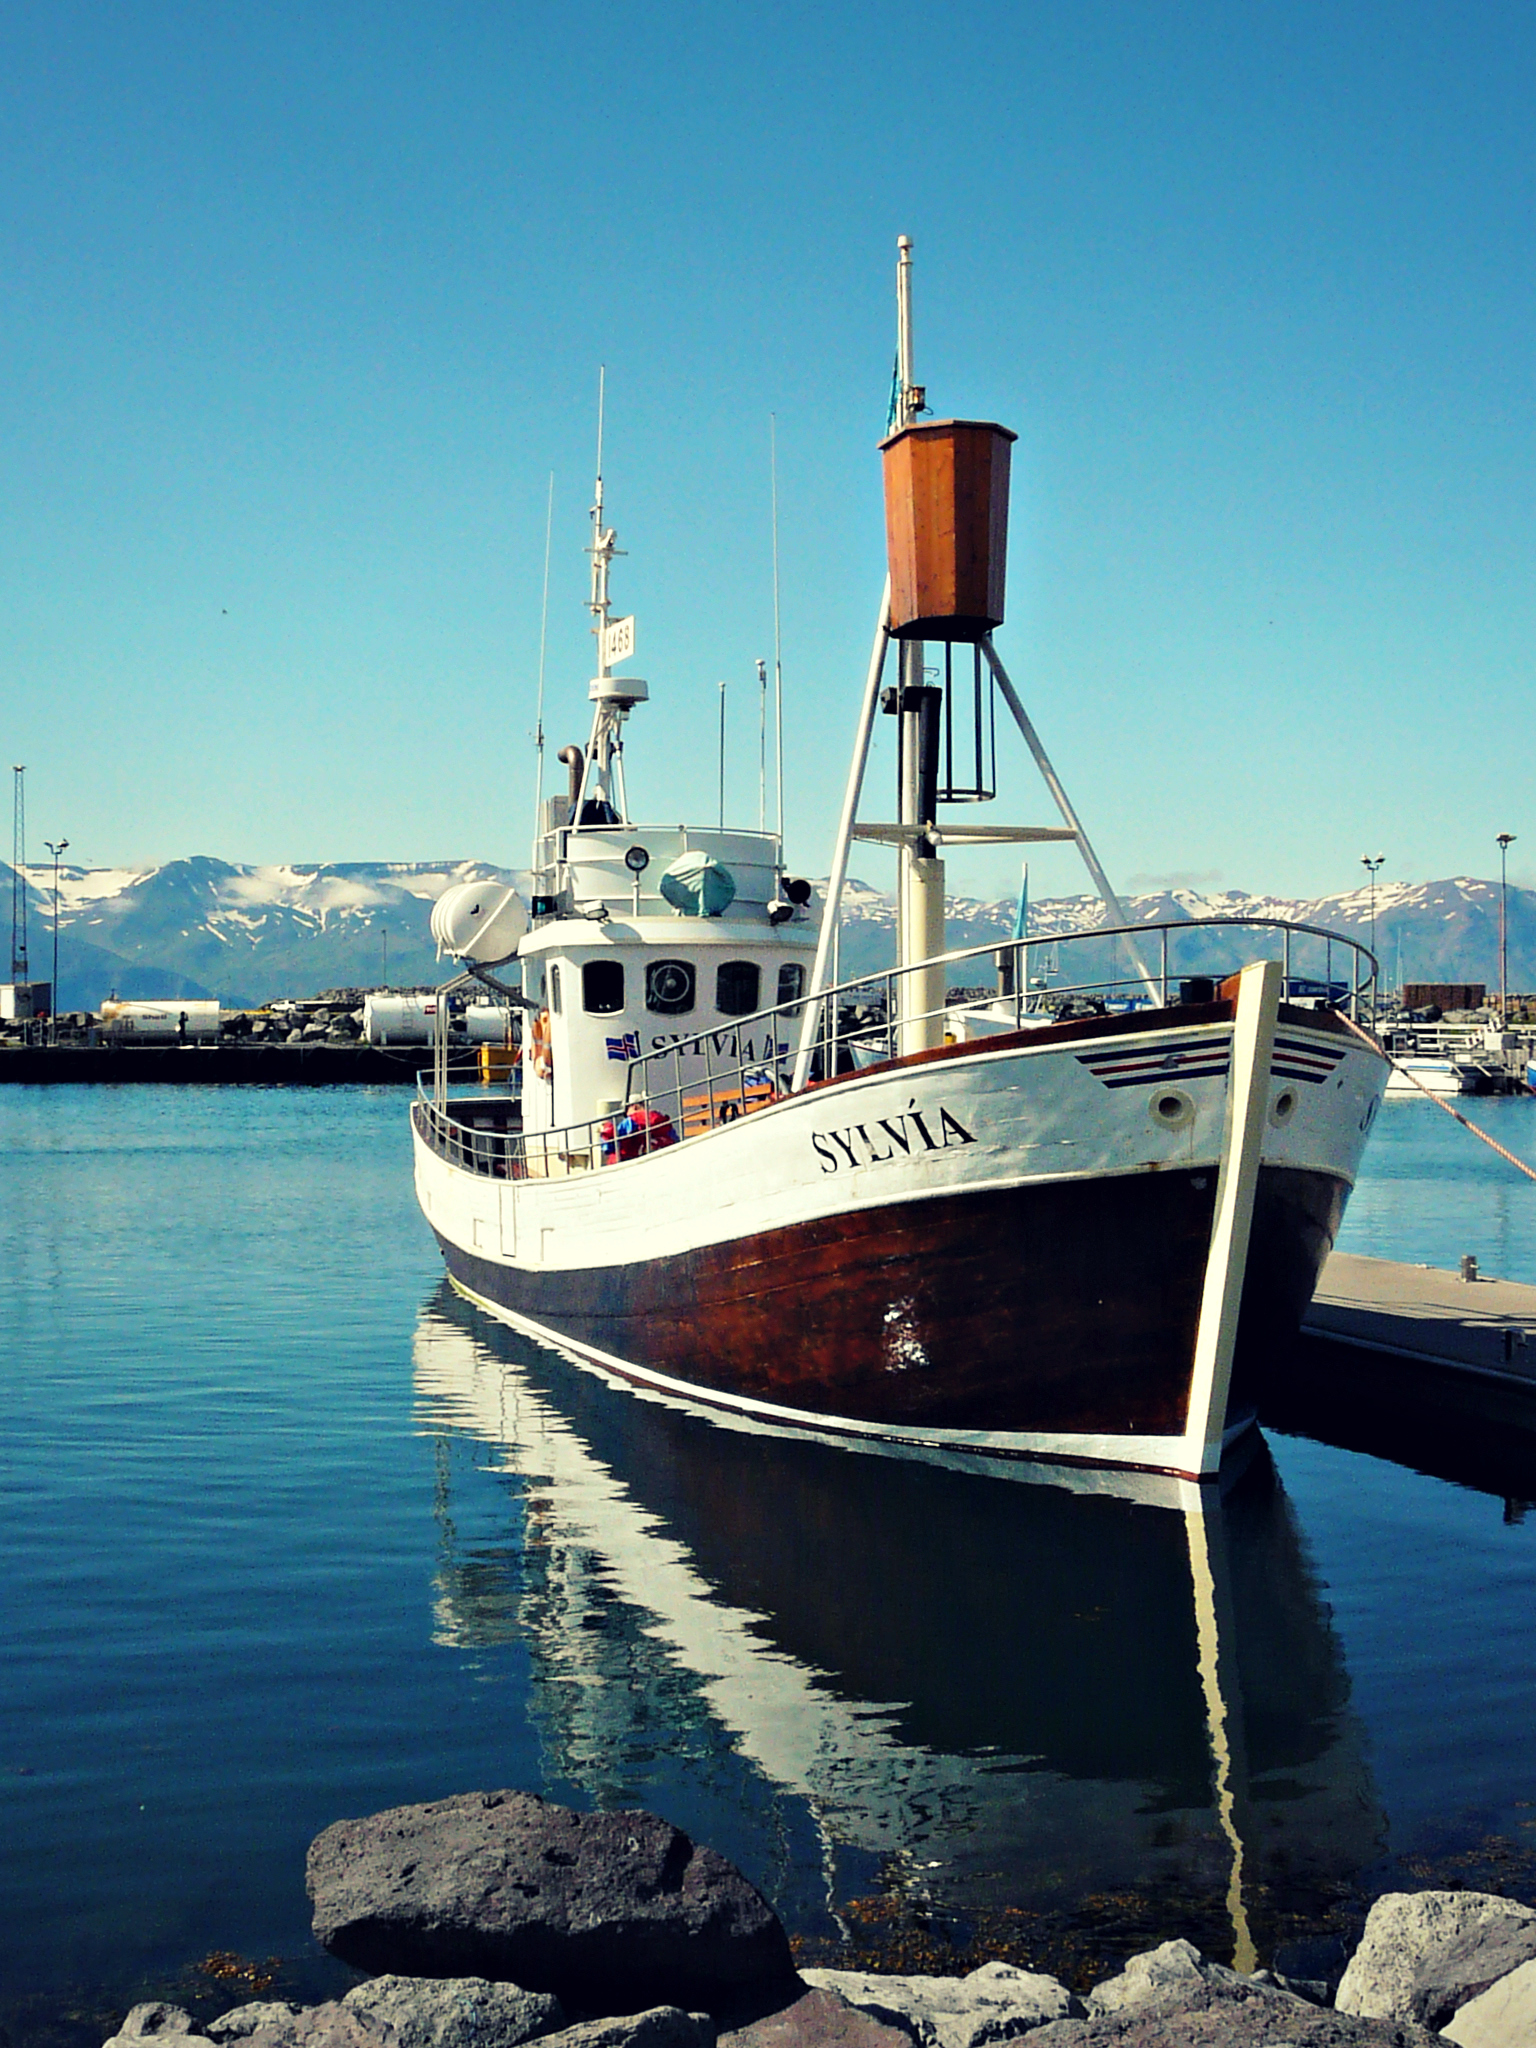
[1383,1056,1475,1097]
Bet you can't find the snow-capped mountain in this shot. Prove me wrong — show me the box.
[5,857,516,1009]
[835,873,1536,994]
[4,858,1531,1010]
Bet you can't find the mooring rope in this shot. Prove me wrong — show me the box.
[1342,1012,1536,1185]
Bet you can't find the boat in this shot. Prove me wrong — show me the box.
[1383,1055,1475,1098]
[412,240,1390,1483]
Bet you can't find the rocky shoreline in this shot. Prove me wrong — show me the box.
[92,1792,1536,2048]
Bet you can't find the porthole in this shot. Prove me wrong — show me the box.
[646,959,695,1015]
[1150,1087,1195,1130]
[1270,1087,1299,1126]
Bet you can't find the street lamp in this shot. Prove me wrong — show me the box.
[43,838,68,1045]
[1361,854,1384,1012]
[1497,833,1516,1025]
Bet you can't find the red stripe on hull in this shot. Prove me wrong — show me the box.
[434,1166,1349,1440]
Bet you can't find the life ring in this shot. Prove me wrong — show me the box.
[527,1008,553,1081]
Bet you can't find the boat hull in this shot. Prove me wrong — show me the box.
[413,1005,1384,1477]
[432,1161,1343,1439]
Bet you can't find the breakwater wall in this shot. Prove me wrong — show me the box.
[0,1043,431,1085]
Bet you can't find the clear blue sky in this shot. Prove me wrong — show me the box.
[3,0,1532,902]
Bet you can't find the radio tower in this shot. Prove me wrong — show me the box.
[11,764,28,984]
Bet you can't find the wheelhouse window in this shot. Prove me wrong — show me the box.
[582,960,625,1014]
[777,964,805,1007]
[646,959,695,1015]
[548,964,562,1014]
[716,961,761,1017]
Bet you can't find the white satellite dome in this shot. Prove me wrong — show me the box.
[430,880,529,962]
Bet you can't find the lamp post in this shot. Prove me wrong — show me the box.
[1497,833,1516,1025]
[43,838,67,1044]
[1361,854,1384,1014]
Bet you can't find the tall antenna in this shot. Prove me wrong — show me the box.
[718,680,727,830]
[10,764,28,983]
[588,367,616,672]
[756,658,767,832]
[530,470,555,866]
[770,414,785,839]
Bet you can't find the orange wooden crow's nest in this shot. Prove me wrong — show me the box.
[880,418,1017,642]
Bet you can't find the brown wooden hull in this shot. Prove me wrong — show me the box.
[435,1162,1347,1442]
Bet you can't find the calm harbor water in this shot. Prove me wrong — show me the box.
[4,1085,1536,2022]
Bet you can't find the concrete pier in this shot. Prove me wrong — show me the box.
[0,1042,432,1084]
[1304,1251,1536,1384]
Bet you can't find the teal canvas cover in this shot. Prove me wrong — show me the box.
[659,852,737,917]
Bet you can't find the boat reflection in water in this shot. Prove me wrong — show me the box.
[412,1286,1383,1971]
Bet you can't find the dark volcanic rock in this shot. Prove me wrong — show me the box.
[307,1791,795,2013]
[1025,1984,1443,2044]
[342,1977,565,2048]
[543,2014,715,2048]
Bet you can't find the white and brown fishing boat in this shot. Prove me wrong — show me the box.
[412,240,1389,1482]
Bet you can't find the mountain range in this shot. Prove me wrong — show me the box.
[5,857,1533,1011]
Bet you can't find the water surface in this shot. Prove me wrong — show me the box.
[4,1085,1536,2017]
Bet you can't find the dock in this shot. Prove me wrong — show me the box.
[1268,1252,1536,1490]
[0,1042,432,1084]
[1303,1251,1536,1381]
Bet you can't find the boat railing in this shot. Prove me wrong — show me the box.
[413,1088,630,1183]
[415,914,1376,1180]
[618,914,1376,1144]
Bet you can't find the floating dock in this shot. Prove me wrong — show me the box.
[1272,1252,1536,1483]
[1303,1250,1536,1381]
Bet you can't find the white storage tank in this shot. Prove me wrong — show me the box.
[363,993,441,1046]
[100,1000,221,1042]
[462,1003,515,1045]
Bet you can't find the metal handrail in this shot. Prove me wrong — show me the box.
[416,914,1378,1182]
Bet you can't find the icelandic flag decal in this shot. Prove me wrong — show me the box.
[606,1030,642,1061]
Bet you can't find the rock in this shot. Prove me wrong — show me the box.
[1085,1941,1277,2015]
[541,2013,714,2048]
[341,1977,566,2048]
[799,1961,1079,2045]
[105,2009,209,2048]
[1024,1994,1444,2044]
[1334,1890,1536,2029]
[112,2010,197,2038]
[307,1791,795,2013]
[229,2009,368,2048]
[207,2009,302,2043]
[720,1987,911,2048]
[1442,1953,1536,2046]
[1243,1969,1329,2007]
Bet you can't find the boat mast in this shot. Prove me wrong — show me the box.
[577,369,638,826]
[770,416,785,846]
[530,471,555,870]
[892,237,947,1056]
[589,368,612,678]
